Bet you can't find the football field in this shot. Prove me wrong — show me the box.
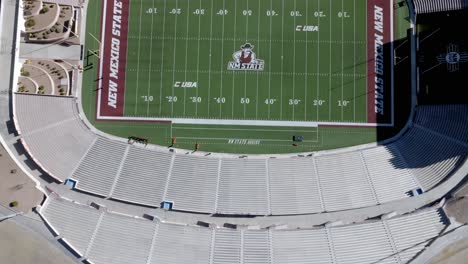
[95,0,392,124]
[83,0,396,153]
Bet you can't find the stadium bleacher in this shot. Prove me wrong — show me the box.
[39,195,448,264]
[13,93,468,215]
[412,0,468,14]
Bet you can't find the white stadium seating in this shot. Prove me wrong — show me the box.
[86,213,156,264]
[41,197,101,256]
[71,137,128,197]
[165,155,219,213]
[268,157,323,214]
[39,196,448,264]
[13,93,468,215]
[111,147,172,206]
[150,223,212,264]
[217,159,269,215]
[315,151,378,211]
[413,0,468,14]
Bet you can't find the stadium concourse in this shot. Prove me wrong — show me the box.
[0,0,468,264]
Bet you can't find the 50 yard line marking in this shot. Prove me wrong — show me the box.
[183,0,190,116]
[134,0,144,115]
[243,0,250,119]
[170,0,179,116]
[146,0,156,116]
[231,0,238,118]
[158,0,167,115]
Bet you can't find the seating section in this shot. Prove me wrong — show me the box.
[395,126,467,191]
[386,209,447,263]
[272,228,332,264]
[41,197,101,256]
[243,231,271,264]
[111,147,172,206]
[87,213,156,264]
[14,93,75,134]
[150,223,212,264]
[15,92,468,215]
[217,159,269,215]
[211,229,242,264]
[315,152,377,211]
[165,155,219,213]
[330,221,397,264]
[415,105,468,144]
[361,146,419,204]
[268,157,323,214]
[40,196,448,264]
[72,137,127,196]
[413,0,468,14]
[16,94,96,179]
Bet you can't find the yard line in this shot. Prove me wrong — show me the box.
[218,0,226,118]
[268,0,273,119]
[255,0,261,119]
[328,0,332,120]
[196,0,202,117]
[353,0,356,121]
[316,0,320,121]
[146,0,156,116]
[170,0,179,116]
[304,0,308,121]
[158,0,167,115]
[280,0,284,120]
[292,0,296,121]
[183,0,191,116]
[134,0,144,115]
[244,0,250,119]
[341,0,344,120]
[207,0,214,118]
[231,0,238,118]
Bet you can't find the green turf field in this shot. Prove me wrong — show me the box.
[123,0,367,122]
[81,0,406,154]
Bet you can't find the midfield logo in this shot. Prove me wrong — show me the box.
[227,43,264,71]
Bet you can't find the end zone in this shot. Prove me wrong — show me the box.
[96,0,129,117]
[367,0,394,124]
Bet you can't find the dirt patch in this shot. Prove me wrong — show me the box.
[430,237,468,264]
[0,220,75,264]
[446,197,468,224]
[0,144,43,213]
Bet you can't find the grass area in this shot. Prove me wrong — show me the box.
[80,0,405,154]
[124,0,368,122]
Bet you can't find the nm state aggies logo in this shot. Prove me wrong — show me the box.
[227,43,264,71]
